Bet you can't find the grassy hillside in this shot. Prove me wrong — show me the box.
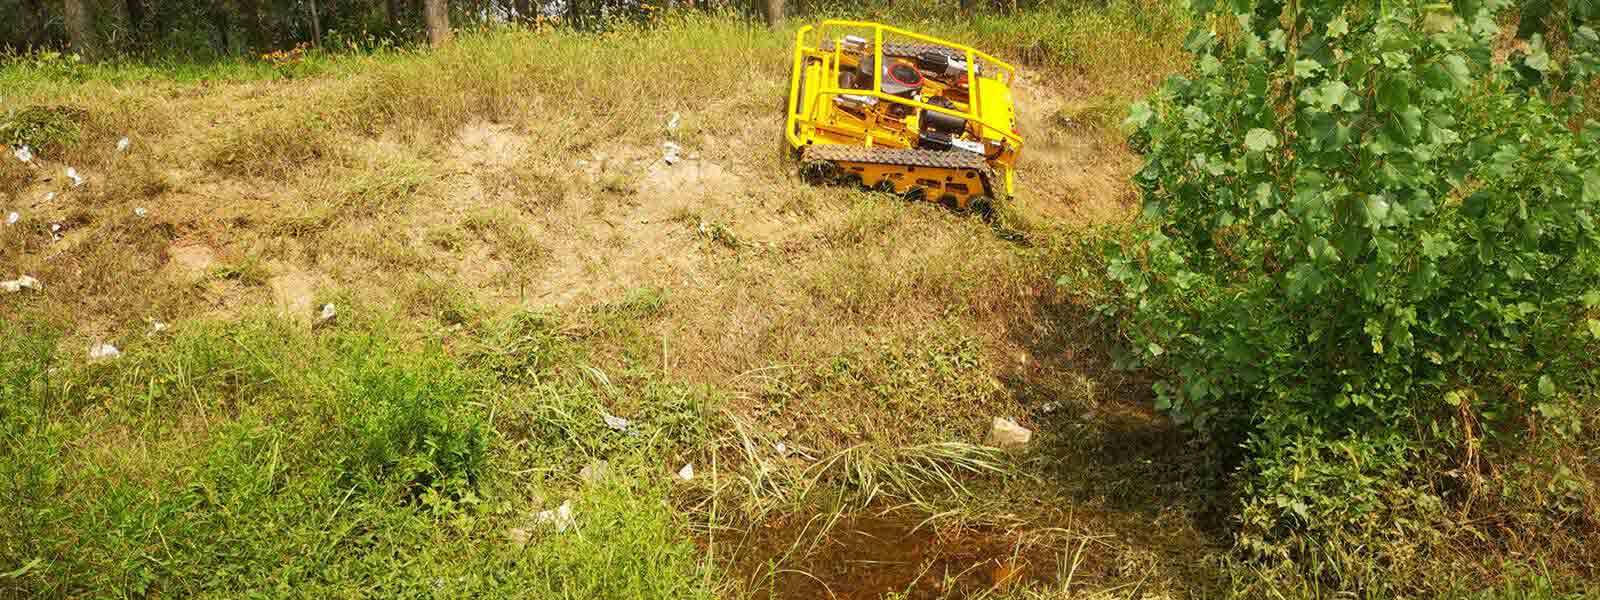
[1,3,1593,599]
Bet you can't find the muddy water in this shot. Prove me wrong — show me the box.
[721,512,1057,599]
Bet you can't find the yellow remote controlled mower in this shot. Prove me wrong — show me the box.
[785,21,1023,210]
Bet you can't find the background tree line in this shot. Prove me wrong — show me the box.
[0,0,1037,58]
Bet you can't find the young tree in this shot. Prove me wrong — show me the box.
[423,0,450,45]
[63,0,98,57]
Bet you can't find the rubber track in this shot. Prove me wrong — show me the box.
[818,40,989,76]
[802,145,993,192]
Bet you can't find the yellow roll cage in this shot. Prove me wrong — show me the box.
[785,20,1024,192]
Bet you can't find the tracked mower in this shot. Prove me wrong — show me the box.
[785,21,1023,210]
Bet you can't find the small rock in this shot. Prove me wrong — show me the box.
[88,342,122,361]
[116,137,131,152]
[2,275,41,293]
[677,463,695,481]
[775,441,788,456]
[134,207,148,218]
[578,460,609,484]
[14,145,32,163]
[988,416,1032,448]
[532,500,575,532]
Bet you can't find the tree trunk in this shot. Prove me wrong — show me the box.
[423,0,450,46]
[63,0,98,57]
[512,0,530,23]
[308,0,322,46]
[124,0,147,42]
[210,0,231,52]
[22,0,52,49]
[959,0,975,16]
[760,0,782,27]
[387,0,402,25]
[238,0,263,50]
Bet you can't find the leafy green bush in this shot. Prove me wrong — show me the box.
[1104,0,1600,581]
[334,335,490,501]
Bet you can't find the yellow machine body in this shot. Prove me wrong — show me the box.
[785,21,1023,208]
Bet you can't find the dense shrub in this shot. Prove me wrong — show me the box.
[1106,0,1600,581]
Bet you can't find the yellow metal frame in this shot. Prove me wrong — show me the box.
[785,20,1023,195]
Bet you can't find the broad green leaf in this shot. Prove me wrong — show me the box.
[1294,59,1324,79]
[1245,128,1278,151]
[1538,375,1556,397]
[1442,54,1472,87]
[1420,233,1455,259]
[1328,15,1350,38]
[1148,342,1165,357]
[1365,195,1392,225]
[1588,319,1600,338]
[1124,102,1154,129]
[1377,77,1411,111]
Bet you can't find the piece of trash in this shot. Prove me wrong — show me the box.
[150,320,169,334]
[532,500,575,532]
[1,275,41,293]
[13,145,32,163]
[603,413,631,432]
[133,207,147,218]
[116,137,131,152]
[5,212,16,225]
[506,527,532,544]
[89,342,122,361]
[667,112,681,131]
[50,223,61,233]
[42,192,56,202]
[775,441,788,456]
[313,303,337,329]
[579,460,609,484]
[662,141,682,165]
[66,167,84,187]
[677,463,695,481]
[988,416,1033,448]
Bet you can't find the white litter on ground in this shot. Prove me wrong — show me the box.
[14,145,32,163]
[134,207,148,218]
[5,212,16,225]
[66,167,84,187]
[603,414,631,432]
[532,500,575,532]
[677,463,695,481]
[89,343,122,360]
[117,137,131,152]
[1,275,41,293]
[667,112,681,131]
